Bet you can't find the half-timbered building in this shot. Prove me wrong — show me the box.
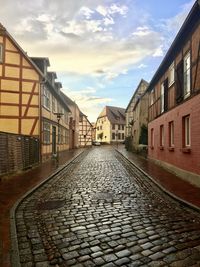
[148,0,200,186]
[79,112,93,147]
[0,24,43,175]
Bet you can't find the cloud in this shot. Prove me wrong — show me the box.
[0,0,163,79]
[62,87,113,122]
[137,63,147,69]
[158,0,195,50]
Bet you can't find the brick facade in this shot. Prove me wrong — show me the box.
[147,1,200,184]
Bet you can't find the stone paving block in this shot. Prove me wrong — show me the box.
[115,249,131,258]
[13,147,200,267]
[62,251,79,260]
[103,253,117,262]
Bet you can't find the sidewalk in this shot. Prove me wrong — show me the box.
[117,146,200,211]
[0,148,84,267]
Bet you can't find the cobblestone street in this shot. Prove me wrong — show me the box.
[13,147,200,267]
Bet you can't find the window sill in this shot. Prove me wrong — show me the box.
[182,147,191,153]
[159,146,164,150]
[168,147,175,151]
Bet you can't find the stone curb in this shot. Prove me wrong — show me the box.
[116,149,200,213]
[10,150,86,267]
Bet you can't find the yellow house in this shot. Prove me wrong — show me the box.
[31,57,71,162]
[96,106,126,144]
[0,24,42,136]
[0,23,43,175]
[79,112,93,147]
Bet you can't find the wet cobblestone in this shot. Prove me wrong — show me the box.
[14,147,200,266]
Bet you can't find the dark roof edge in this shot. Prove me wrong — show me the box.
[125,79,149,112]
[147,0,200,91]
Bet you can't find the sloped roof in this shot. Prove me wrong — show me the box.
[0,24,43,78]
[60,91,78,109]
[125,79,149,112]
[98,106,126,124]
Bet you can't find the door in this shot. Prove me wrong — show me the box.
[52,126,56,154]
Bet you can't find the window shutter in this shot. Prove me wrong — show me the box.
[175,60,183,103]
[164,78,168,112]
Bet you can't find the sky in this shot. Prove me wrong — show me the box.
[0,0,195,122]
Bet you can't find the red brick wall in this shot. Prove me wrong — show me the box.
[148,93,200,175]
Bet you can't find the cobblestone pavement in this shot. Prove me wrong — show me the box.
[14,147,200,267]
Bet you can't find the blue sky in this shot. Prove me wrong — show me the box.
[0,0,195,121]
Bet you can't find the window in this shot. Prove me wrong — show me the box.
[169,121,174,147]
[122,125,124,130]
[118,133,121,140]
[43,87,50,110]
[64,129,69,144]
[150,89,154,105]
[0,44,3,63]
[160,125,164,147]
[43,122,50,144]
[150,128,154,148]
[122,133,125,140]
[52,97,56,113]
[64,111,68,124]
[58,127,64,144]
[169,62,175,86]
[112,133,115,140]
[183,115,190,147]
[183,52,191,98]
[118,125,121,130]
[160,83,164,113]
[112,124,115,130]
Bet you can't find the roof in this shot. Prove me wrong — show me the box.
[147,0,200,91]
[98,106,126,124]
[125,79,149,112]
[0,24,43,78]
[60,91,78,108]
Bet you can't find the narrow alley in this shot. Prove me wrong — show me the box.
[12,146,200,267]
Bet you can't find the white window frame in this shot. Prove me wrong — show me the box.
[43,122,50,144]
[150,89,154,105]
[64,111,68,124]
[183,51,191,99]
[160,125,164,147]
[169,62,175,86]
[160,83,164,113]
[52,96,56,113]
[169,121,174,147]
[43,87,51,110]
[0,44,3,63]
[184,116,190,147]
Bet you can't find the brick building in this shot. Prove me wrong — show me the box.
[148,0,200,186]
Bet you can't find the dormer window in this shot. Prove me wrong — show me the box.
[43,86,50,110]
